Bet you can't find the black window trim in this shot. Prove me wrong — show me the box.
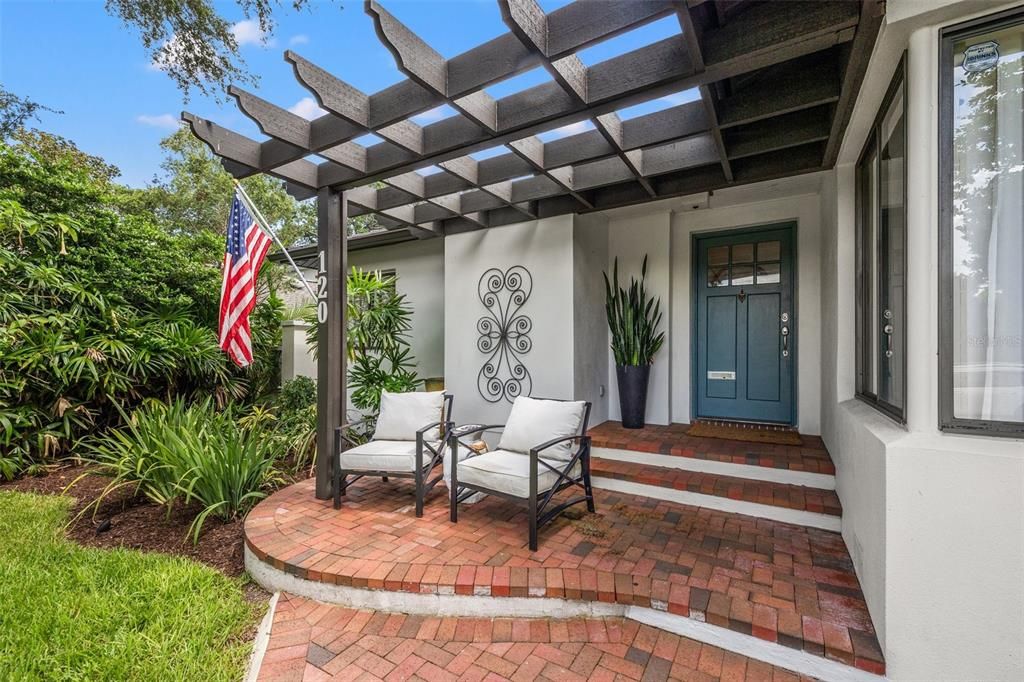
[938,7,1024,438]
[855,52,908,424]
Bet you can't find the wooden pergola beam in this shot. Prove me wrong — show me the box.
[186,0,880,234]
[675,1,733,182]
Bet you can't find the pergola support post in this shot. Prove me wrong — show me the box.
[315,187,347,499]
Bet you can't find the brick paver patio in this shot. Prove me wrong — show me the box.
[245,477,883,674]
[587,422,836,476]
[257,593,819,682]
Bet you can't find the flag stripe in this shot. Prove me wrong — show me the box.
[219,192,273,368]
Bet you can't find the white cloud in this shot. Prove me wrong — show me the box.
[288,97,326,120]
[231,19,275,47]
[289,34,310,47]
[136,113,181,130]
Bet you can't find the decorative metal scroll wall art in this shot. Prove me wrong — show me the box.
[477,266,533,403]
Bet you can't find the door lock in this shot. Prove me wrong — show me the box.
[883,310,894,358]
[737,289,746,303]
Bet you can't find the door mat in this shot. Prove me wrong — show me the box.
[686,420,803,446]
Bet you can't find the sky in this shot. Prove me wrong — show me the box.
[1,0,698,188]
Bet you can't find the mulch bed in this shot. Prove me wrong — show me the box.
[1,463,252,579]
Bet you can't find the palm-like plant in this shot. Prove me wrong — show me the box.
[604,256,665,367]
[304,267,420,412]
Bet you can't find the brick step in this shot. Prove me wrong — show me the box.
[588,421,836,477]
[590,458,842,532]
[247,479,885,678]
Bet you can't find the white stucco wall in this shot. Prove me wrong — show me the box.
[670,190,823,434]
[444,216,577,426]
[605,211,673,425]
[349,238,445,380]
[574,213,611,426]
[820,3,1024,679]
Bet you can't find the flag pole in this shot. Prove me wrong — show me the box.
[232,179,318,300]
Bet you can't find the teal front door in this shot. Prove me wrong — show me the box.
[694,224,795,424]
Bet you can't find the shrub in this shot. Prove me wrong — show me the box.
[0,132,282,478]
[271,377,317,474]
[305,267,420,412]
[83,399,283,541]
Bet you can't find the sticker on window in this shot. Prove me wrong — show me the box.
[962,41,999,72]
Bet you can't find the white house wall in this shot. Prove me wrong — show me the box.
[821,2,1024,679]
[574,213,611,426]
[350,238,445,381]
[443,215,577,427]
[606,211,673,425]
[669,192,823,434]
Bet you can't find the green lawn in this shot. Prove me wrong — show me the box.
[0,492,259,681]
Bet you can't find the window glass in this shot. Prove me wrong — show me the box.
[950,21,1024,424]
[855,57,906,421]
[732,243,754,263]
[878,80,905,408]
[756,262,781,284]
[757,241,780,261]
[731,264,754,286]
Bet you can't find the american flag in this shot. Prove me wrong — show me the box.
[219,192,272,367]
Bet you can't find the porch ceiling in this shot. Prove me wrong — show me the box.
[183,0,883,239]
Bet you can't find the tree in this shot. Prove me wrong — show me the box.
[104,0,337,100]
[0,87,60,139]
[129,127,316,243]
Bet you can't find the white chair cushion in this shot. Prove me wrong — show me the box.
[497,396,586,461]
[372,390,445,441]
[457,449,579,498]
[340,440,441,472]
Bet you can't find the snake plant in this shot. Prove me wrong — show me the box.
[604,256,665,367]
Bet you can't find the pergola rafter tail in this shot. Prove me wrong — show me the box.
[182,0,882,241]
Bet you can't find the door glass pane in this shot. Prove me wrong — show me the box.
[756,262,781,284]
[757,241,780,262]
[707,245,729,287]
[951,22,1024,422]
[878,78,905,408]
[732,243,754,263]
[866,146,879,396]
[731,264,754,286]
[708,245,729,266]
[708,266,728,287]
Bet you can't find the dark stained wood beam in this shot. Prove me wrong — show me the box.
[822,0,885,166]
[717,51,841,128]
[674,0,733,182]
[187,0,879,233]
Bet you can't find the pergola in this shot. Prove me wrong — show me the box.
[184,0,883,498]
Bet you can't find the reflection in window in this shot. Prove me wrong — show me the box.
[732,243,754,263]
[731,264,754,286]
[756,262,781,284]
[948,18,1024,426]
[856,55,906,421]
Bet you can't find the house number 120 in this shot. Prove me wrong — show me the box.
[316,250,328,323]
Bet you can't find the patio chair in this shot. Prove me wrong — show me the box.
[448,397,594,551]
[334,390,453,517]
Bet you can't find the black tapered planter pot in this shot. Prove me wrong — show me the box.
[616,364,651,429]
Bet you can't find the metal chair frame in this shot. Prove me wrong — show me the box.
[448,399,594,551]
[333,393,453,517]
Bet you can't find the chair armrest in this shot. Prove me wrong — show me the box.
[449,424,506,450]
[336,418,373,450]
[415,420,447,439]
[530,434,590,456]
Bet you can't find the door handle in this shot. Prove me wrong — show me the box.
[781,312,791,358]
[883,309,894,358]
